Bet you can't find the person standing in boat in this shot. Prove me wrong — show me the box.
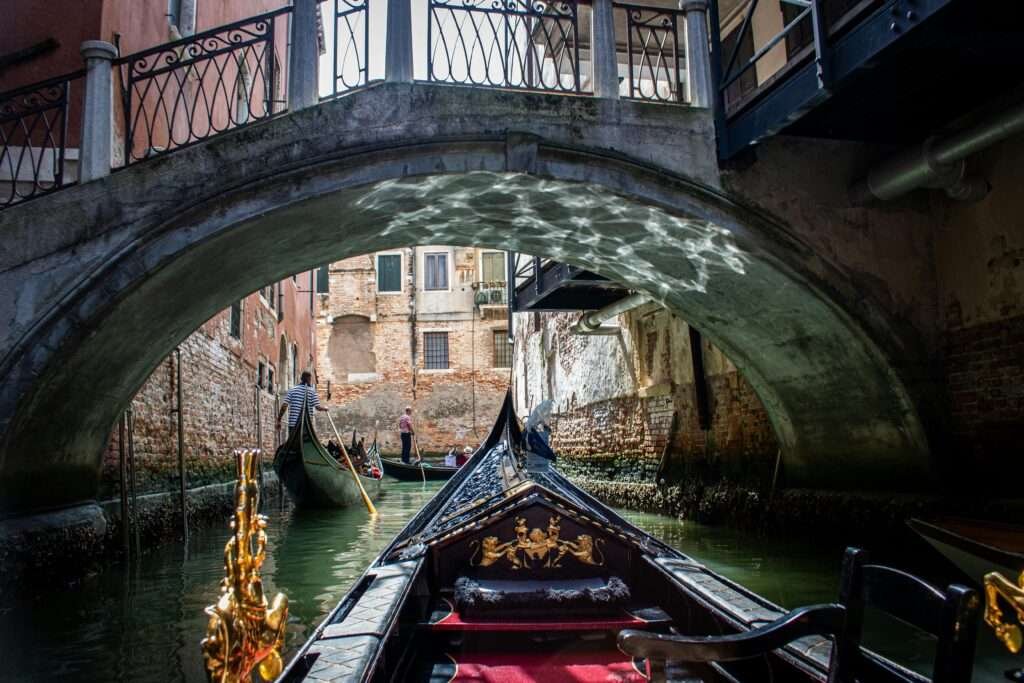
[399,406,415,464]
[276,371,328,436]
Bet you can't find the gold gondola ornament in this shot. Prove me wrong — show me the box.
[984,568,1024,654]
[202,449,289,682]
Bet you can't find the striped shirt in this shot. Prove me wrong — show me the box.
[285,384,321,428]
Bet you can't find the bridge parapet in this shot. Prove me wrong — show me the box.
[0,0,713,211]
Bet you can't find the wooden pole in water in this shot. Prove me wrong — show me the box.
[326,411,377,516]
[413,434,426,482]
[175,347,188,543]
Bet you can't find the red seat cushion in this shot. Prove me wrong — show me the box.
[441,650,650,682]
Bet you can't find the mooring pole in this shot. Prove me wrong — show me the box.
[174,347,188,543]
[255,384,263,509]
[127,407,139,554]
[118,413,129,555]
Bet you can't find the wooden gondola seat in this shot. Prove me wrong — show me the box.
[618,603,847,682]
[832,547,980,683]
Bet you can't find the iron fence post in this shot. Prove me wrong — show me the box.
[386,0,414,83]
[591,0,619,99]
[289,0,321,109]
[79,40,117,182]
[682,0,712,107]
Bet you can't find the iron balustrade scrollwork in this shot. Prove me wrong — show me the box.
[616,3,687,103]
[428,0,585,93]
[116,7,290,166]
[0,70,83,208]
[329,0,370,95]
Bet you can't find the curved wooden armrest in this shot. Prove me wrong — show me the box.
[618,604,846,663]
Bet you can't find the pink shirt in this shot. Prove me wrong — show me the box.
[399,414,412,433]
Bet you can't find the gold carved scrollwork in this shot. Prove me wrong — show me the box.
[202,449,289,683]
[984,569,1024,654]
[469,515,606,569]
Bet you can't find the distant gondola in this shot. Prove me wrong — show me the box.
[277,392,978,683]
[909,516,1024,583]
[272,398,383,508]
[380,457,459,481]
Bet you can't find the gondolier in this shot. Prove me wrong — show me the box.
[399,406,414,464]
[276,371,327,435]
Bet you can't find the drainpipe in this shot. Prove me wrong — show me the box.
[570,292,650,335]
[850,100,1024,203]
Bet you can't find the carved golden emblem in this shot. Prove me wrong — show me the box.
[984,569,1024,654]
[469,514,606,569]
[202,449,289,682]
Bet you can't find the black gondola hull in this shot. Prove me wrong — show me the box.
[380,458,459,481]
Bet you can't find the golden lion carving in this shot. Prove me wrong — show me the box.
[469,514,605,569]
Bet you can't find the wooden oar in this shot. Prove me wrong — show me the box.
[413,434,426,483]
[326,412,377,516]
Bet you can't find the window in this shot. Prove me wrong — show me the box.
[721,25,757,110]
[316,265,330,293]
[377,254,402,292]
[291,344,299,386]
[258,361,266,388]
[168,0,196,35]
[424,252,449,290]
[267,367,275,394]
[229,301,242,339]
[780,2,813,61]
[261,284,276,309]
[423,332,449,369]
[481,252,505,284]
[493,330,512,368]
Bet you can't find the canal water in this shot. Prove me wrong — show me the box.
[0,481,1014,682]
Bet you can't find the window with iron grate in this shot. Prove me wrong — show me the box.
[493,330,512,368]
[424,332,449,369]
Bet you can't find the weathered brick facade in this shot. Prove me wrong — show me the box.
[317,248,511,455]
[513,307,779,487]
[101,275,317,497]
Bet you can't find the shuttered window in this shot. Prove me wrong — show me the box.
[316,265,330,293]
[425,252,448,290]
[481,252,505,283]
[424,332,449,369]
[377,254,402,292]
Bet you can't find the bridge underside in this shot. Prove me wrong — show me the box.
[0,83,931,516]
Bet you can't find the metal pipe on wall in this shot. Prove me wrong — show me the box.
[174,347,188,542]
[570,292,650,335]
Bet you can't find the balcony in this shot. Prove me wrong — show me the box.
[508,255,632,313]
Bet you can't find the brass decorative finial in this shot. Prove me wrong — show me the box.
[984,569,1024,654]
[202,449,289,682]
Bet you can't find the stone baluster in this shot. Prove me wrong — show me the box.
[386,0,414,83]
[289,0,321,111]
[79,41,118,183]
[591,0,620,99]
[682,0,712,107]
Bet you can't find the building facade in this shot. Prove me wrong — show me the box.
[316,247,512,455]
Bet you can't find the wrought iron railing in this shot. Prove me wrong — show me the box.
[116,7,290,165]
[427,0,585,93]
[474,281,508,305]
[0,70,84,208]
[327,0,370,95]
[615,3,687,103]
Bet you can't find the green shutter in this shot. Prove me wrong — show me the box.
[377,254,401,292]
[316,266,330,293]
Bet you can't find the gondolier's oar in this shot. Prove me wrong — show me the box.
[413,434,426,483]
[325,412,377,516]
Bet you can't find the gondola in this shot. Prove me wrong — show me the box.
[272,398,383,508]
[909,516,1024,583]
[380,456,459,481]
[277,392,975,683]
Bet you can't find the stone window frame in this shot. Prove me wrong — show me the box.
[424,251,450,292]
[167,0,197,37]
[376,252,404,295]
[257,360,266,388]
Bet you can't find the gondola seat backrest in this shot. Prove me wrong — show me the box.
[833,547,979,683]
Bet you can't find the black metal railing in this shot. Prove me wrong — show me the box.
[0,70,84,208]
[616,3,687,102]
[427,0,584,93]
[327,0,370,95]
[116,7,290,165]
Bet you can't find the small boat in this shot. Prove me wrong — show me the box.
[272,400,383,508]
[380,456,459,481]
[909,516,1024,583]
[278,392,948,682]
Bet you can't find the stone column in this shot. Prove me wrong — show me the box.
[385,0,414,83]
[79,40,118,183]
[591,0,619,99]
[682,0,712,107]
[289,0,320,111]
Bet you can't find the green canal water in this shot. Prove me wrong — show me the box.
[0,481,1015,682]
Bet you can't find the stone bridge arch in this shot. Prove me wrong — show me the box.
[0,83,931,516]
